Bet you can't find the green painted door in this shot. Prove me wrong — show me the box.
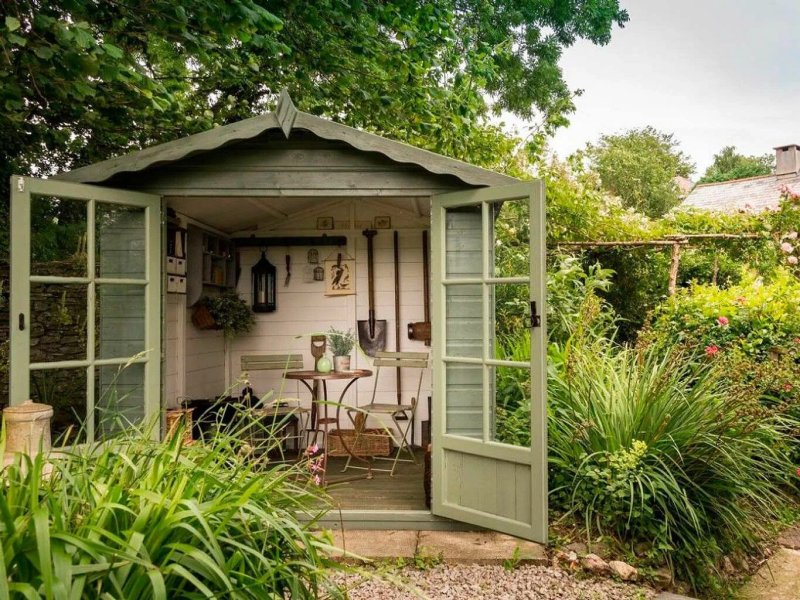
[431,182,547,542]
[9,176,162,443]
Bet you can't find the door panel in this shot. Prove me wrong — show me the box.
[431,181,547,542]
[9,176,162,443]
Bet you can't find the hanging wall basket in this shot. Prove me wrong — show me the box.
[191,301,220,330]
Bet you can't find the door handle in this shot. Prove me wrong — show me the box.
[529,302,541,328]
[18,312,25,331]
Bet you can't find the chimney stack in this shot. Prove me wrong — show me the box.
[775,144,800,177]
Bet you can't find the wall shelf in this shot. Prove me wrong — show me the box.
[187,224,236,306]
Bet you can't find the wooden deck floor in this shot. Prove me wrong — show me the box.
[323,449,427,511]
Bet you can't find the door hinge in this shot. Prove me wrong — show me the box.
[529,301,541,328]
[16,177,24,192]
[18,313,25,331]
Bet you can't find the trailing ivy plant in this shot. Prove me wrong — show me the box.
[207,291,255,338]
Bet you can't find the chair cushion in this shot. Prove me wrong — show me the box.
[363,403,413,414]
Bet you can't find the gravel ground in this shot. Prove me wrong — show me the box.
[331,564,656,599]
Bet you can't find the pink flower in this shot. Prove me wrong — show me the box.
[784,383,793,392]
[705,345,719,357]
[789,256,799,265]
[717,316,729,327]
[314,475,322,486]
[796,467,800,478]
[781,241,794,253]
[794,338,800,344]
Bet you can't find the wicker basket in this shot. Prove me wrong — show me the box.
[327,429,391,457]
[165,408,194,446]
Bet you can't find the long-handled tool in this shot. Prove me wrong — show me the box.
[393,231,409,422]
[407,230,431,345]
[357,229,387,357]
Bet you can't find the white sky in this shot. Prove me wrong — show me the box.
[509,0,800,177]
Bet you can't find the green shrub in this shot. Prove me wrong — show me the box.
[648,268,800,359]
[548,337,797,595]
[0,409,345,599]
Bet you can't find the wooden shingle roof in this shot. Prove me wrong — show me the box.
[59,91,516,188]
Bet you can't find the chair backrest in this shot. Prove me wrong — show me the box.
[370,351,429,409]
[240,353,304,372]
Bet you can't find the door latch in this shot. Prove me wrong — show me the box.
[18,312,25,331]
[529,301,541,328]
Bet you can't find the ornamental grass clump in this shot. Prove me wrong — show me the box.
[548,335,797,595]
[0,406,345,599]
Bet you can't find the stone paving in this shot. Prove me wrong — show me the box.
[737,525,800,600]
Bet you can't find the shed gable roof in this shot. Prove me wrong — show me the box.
[59,91,516,188]
[681,172,800,213]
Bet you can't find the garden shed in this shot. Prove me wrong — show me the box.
[8,92,547,542]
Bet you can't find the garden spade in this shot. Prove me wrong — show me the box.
[357,229,387,357]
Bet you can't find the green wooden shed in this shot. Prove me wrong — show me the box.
[8,92,547,542]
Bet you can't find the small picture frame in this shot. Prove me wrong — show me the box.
[316,217,334,230]
[324,257,356,296]
[374,216,391,229]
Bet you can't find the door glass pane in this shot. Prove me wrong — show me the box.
[96,362,145,438]
[445,206,482,278]
[445,362,482,439]
[492,365,531,447]
[97,284,146,359]
[30,367,87,445]
[492,284,531,362]
[446,284,482,359]
[490,198,529,278]
[96,203,146,278]
[30,282,87,363]
[30,195,88,277]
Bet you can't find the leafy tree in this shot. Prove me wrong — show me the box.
[584,126,695,218]
[698,145,774,184]
[0,1,629,258]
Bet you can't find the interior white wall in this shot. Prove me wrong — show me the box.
[166,200,433,445]
[230,205,430,442]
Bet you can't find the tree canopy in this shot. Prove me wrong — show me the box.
[698,145,774,184]
[0,1,629,257]
[584,126,695,218]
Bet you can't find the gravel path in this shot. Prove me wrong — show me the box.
[331,564,655,599]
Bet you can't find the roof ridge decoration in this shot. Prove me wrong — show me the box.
[275,89,298,138]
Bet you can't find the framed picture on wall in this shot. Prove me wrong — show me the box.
[316,217,334,230]
[324,257,356,296]
[374,216,391,229]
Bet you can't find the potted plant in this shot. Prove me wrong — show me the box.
[201,291,255,338]
[327,327,355,372]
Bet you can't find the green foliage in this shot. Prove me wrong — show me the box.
[207,291,256,338]
[548,337,796,595]
[698,145,774,184]
[0,1,630,259]
[0,410,345,598]
[584,127,695,218]
[648,268,800,359]
[327,327,355,356]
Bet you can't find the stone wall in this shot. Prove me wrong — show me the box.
[0,260,89,439]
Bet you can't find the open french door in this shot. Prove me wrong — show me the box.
[430,181,547,542]
[9,176,162,443]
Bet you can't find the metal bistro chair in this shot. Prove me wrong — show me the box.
[342,351,429,477]
[240,353,310,459]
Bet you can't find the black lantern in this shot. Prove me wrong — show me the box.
[251,249,276,312]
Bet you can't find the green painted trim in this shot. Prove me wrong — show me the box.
[8,175,162,445]
[429,181,548,543]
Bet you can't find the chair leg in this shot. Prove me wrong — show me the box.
[389,413,416,476]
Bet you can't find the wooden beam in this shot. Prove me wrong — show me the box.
[233,235,347,247]
[668,242,682,296]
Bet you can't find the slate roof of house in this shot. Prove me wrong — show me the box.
[681,172,800,213]
[58,90,516,188]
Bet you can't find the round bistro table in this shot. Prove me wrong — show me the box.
[283,369,372,483]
